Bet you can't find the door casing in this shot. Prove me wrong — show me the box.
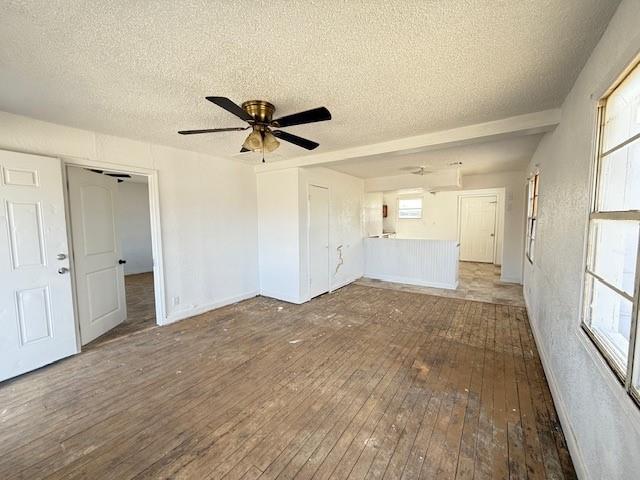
[63,160,167,351]
[456,192,502,265]
[306,184,331,300]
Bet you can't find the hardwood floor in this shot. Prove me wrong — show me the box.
[0,284,575,479]
[356,262,525,307]
[87,272,156,347]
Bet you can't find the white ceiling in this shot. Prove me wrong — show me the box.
[0,1,619,161]
[329,134,545,178]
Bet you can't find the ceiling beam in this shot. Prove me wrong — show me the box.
[255,108,561,172]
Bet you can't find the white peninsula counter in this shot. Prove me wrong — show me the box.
[364,237,459,289]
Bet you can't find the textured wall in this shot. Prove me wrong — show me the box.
[523,1,640,478]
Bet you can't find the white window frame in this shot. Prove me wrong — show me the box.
[397,197,423,219]
[525,172,539,263]
[581,57,640,404]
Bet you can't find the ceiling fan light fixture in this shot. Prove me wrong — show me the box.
[179,97,329,156]
[242,129,263,151]
[263,130,280,153]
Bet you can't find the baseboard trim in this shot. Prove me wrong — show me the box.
[363,273,457,290]
[523,292,590,480]
[162,290,259,325]
[259,290,305,304]
[331,274,363,292]
[500,275,522,284]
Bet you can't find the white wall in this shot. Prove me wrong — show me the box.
[0,110,259,324]
[523,1,640,478]
[383,190,502,242]
[256,168,301,303]
[364,192,383,237]
[380,170,526,283]
[299,167,365,299]
[116,180,153,275]
[256,166,364,303]
[382,189,505,262]
[464,171,527,282]
[464,171,526,282]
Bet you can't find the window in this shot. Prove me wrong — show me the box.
[398,197,423,219]
[526,172,539,262]
[582,57,640,401]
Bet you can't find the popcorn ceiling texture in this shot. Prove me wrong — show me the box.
[0,0,620,161]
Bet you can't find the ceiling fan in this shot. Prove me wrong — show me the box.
[400,166,433,176]
[178,97,331,161]
[89,169,131,183]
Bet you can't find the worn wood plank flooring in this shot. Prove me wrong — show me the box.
[0,284,575,479]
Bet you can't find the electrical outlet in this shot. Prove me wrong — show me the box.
[172,296,180,306]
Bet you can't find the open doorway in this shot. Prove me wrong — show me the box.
[67,166,157,346]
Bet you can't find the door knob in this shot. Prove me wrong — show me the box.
[58,267,69,274]
[118,259,127,264]
[57,253,67,260]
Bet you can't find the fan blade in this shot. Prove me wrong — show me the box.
[272,130,319,150]
[240,147,250,153]
[206,97,253,122]
[105,173,131,178]
[271,107,331,128]
[178,127,248,135]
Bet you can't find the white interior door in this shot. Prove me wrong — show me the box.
[459,195,497,263]
[308,185,330,299]
[68,167,126,345]
[0,151,77,381]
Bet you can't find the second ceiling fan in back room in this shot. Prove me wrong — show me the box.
[178,97,332,162]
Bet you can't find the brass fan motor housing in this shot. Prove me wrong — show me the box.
[242,100,275,124]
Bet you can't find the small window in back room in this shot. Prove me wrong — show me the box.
[581,55,640,401]
[398,197,423,219]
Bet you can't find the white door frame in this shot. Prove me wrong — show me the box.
[306,183,331,301]
[63,160,167,349]
[456,192,502,264]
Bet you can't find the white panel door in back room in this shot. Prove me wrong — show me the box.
[0,150,78,382]
[308,185,330,299]
[459,195,497,263]
[68,167,126,345]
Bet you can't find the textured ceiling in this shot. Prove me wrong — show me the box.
[329,134,544,178]
[0,1,620,161]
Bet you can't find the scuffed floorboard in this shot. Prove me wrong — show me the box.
[0,284,575,479]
